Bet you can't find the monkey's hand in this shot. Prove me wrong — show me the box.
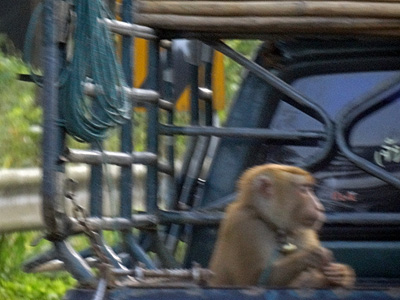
[323,263,356,288]
[305,247,333,270]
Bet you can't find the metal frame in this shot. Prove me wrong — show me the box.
[36,0,400,291]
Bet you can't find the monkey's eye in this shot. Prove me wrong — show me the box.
[298,184,314,193]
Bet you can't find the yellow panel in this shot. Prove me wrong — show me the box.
[175,51,226,112]
[212,51,225,111]
[175,87,191,111]
[133,38,149,88]
[115,0,148,89]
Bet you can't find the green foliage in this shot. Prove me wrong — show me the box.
[0,232,76,300]
[0,36,74,299]
[219,40,262,122]
[0,35,41,168]
[0,276,73,300]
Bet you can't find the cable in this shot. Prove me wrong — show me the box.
[58,0,131,143]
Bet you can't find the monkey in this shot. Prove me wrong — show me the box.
[208,164,355,288]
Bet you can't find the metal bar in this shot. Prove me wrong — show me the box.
[41,0,97,284]
[70,216,156,232]
[139,35,162,265]
[120,0,134,220]
[84,82,159,104]
[203,61,213,126]
[151,233,181,268]
[160,124,325,143]
[159,98,175,111]
[205,40,335,170]
[176,56,214,210]
[22,248,58,273]
[65,148,153,165]
[173,46,214,212]
[69,210,223,232]
[68,211,400,233]
[163,45,177,210]
[125,87,160,104]
[112,265,212,281]
[118,0,157,272]
[42,0,64,235]
[54,241,96,286]
[176,138,210,206]
[190,42,200,125]
[165,136,211,252]
[158,210,223,225]
[103,18,157,40]
[89,143,103,217]
[124,233,157,269]
[65,149,173,175]
[325,213,400,225]
[146,40,160,213]
[336,75,400,189]
[89,135,125,268]
[199,87,213,102]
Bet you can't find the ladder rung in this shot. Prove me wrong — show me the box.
[64,149,173,175]
[160,124,325,143]
[199,87,212,101]
[69,210,223,233]
[104,18,157,40]
[159,99,174,111]
[84,82,159,105]
[64,149,157,166]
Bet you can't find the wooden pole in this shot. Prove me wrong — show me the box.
[134,15,400,34]
[136,1,400,18]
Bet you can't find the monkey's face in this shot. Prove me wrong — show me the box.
[291,180,326,230]
[243,165,326,232]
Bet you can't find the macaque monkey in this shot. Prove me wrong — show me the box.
[208,164,355,288]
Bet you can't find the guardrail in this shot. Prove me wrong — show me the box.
[0,165,146,233]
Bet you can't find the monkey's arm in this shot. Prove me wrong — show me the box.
[267,246,332,287]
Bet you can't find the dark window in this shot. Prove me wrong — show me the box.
[266,71,400,213]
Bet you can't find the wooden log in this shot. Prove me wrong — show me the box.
[134,15,400,34]
[136,1,400,18]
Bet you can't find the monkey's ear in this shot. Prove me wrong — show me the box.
[254,175,273,197]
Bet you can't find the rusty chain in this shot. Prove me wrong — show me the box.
[65,178,116,288]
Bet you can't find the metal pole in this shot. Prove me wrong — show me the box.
[120,0,134,219]
[146,40,160,213]
[41,0,64,236]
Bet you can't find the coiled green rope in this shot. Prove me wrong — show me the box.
[59,0,131,143]
[24,1,131,143]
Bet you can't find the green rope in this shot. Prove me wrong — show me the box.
[59,0,131,143]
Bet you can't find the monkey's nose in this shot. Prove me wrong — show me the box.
[312,196,325,212]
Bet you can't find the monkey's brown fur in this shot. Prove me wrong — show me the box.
[209,164,355,288]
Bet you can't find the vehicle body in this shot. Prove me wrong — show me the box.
[187,39,400,283]
[20,0,400,299]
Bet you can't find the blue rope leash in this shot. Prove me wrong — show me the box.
[257,247,280,286]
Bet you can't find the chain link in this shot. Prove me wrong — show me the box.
[66,178,116,288]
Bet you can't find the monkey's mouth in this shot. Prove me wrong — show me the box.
[312,213,326,230]
[301,212,326,229]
